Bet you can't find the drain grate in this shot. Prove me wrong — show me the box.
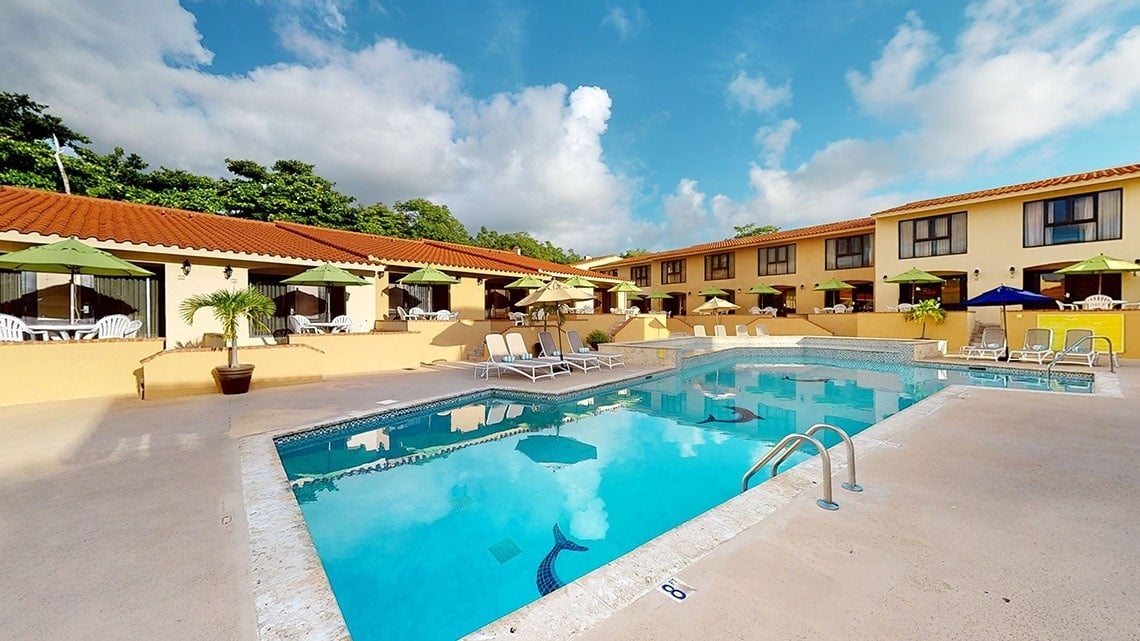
[487,538,522,564]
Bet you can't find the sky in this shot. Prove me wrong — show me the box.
[3,1,1140,256]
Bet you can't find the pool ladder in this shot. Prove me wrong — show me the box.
[740,423,862,511]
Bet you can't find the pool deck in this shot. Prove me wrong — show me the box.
[1,356,1137,641]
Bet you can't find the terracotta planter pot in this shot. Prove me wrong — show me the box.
[214,364,255,395]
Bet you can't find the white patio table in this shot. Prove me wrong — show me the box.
[26,321,98,340]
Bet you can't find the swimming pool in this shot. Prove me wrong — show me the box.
[274,355,1091,641]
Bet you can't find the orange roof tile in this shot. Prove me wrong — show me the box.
[873,162,1140,216]
[605,217,875,268]
[0,186,370,264]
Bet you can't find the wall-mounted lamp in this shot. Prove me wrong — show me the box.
[1008,266,1016,277]
[223,265,234,280]
[181,259,191,276]
[882,275,887,281]
[476,278,484,286]
[973,268,980,281]
[799,284,805,290]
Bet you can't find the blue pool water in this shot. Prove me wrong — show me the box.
[275,357,1090,641]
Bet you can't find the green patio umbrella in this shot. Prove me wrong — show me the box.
[0,237,154,323]
[813,278,855,291]
[607,281,642,293]
[746,283,780,308]
[561,275,597,289]
[885,268,944,303]
[282,263,370,320]
[504,274,546,289]
[698,286,730,296]
[644,291,673,299]
[397,265,460,285]
[1055,253,1140,294]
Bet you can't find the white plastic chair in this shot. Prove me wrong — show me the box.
[508,311,527,326]
[1055,300,1077,311]
[897,303,913,313]
[832,304,848,314]
[0,313,47,341]
[748,306,761,315]
[813,307,823,314]
[396,306,409,320]
[434,310,458,321]
[330,314,354,333]
[124,320,143,338]
[760,307,778,317]
[288,314,322,334]
[1081,294,1113,311]
[77,314,131,339]
[408,307,426,319]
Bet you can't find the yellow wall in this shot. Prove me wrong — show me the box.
[670,314,833,337]
[874,175,1140,317]
[1006,310,1137,357]
[612,232,876,315]
[451,277,487,320]
[141,344,324,399]
[0,339,163,406]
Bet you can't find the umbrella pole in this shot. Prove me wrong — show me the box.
[69,270,77,324]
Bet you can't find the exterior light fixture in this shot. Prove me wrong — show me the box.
[1008,266,1016,277]
[882,275,887,281]
[223,265,234,280]
[973,268,980,280]
[181,259,191,276]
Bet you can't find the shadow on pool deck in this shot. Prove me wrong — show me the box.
[0,359,1137,641]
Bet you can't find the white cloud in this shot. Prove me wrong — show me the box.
[601,6,646,40]
[753,118,800,167]
[727,70,792,113]
[679,0,1140,240]
[0,0,637,254]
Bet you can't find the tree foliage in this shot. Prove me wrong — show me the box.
[620,248,650,258]
[732,223,780,238]
[0,92,587,264]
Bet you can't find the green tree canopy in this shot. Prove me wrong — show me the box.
[220,158,356,229]
[620,248,650,258]
[396,198,473,244]
[474,227,582,264]
[732,223,780,238]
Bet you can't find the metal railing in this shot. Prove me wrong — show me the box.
[1046,334,1115,377]
[740,423,861,510]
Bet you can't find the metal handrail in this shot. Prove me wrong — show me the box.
[741,433,838,510]
[772,423,862,493]
[1046,334,1115,377]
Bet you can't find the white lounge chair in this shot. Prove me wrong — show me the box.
[76,314,132,339]
[0,313,48,341]
[566,329,624,369]
[754,324,769,336]
[693,325,707,337]
[1054,328,1097,367]
[538,331,599,372]
[505,332,568,371]
[483,333,569,382]
[734,324,749,337]
[713,325,727,337]
[1007,328,1055,364]
[964,327,1006,361]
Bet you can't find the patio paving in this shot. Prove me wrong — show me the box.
[0,358,1136,641]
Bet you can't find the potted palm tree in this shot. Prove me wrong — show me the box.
[179,287,276,395]
[906,298,947,339]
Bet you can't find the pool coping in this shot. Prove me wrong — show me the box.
[238,343,1112,641]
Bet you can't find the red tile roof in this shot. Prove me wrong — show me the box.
[605,217,875,268]
[873,162,1140,216]
[0,186,616,279]
[0,186,369,264]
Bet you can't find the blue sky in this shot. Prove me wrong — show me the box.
[4,1,1140,254]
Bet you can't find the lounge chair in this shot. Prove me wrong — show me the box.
[1054,328,1097,367]
[964,327,1006,361]
[0,313,48,341]
[734,324,749,337]
[483,334,569,382]
[566,329,624,369]
[693,325,707,337]
[1007,328,1055,364]
[754,324,769,336]
[505,332,571,373]
[713,325,727,337]
[76,314,132,339]
[538,331,600,372]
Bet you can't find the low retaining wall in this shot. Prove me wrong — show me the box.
[0,339,164,406]
[141,344,324,400]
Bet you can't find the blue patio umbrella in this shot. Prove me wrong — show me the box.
[963,285,1055,331]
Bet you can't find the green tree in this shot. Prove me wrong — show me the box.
[0,92,91,191]
[220,158,356,229]
[733,223,780,238]
[620,248,650,258]
[0,92,89,147]
[907,299,947,339]
[474,227,582,264]
[397,198,473,244]
[353,202,410,237]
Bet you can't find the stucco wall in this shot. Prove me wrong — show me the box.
[141,343,324,400]
[0,339,163,406]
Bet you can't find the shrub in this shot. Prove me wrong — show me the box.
[585,329,611,346]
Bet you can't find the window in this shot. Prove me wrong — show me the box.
[630,265,650,287]
[757,244,795,276]
[661,259,685,284]
[599,269,618,277]
[899,212,967,258]
[826,233,873,270]
[1024,188,1122,247]
[704,252,734,280]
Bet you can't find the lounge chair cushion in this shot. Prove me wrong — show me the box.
[578,348,590,354]
[501,355,515,362]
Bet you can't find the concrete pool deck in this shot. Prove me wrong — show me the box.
[1,357,1137,640]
